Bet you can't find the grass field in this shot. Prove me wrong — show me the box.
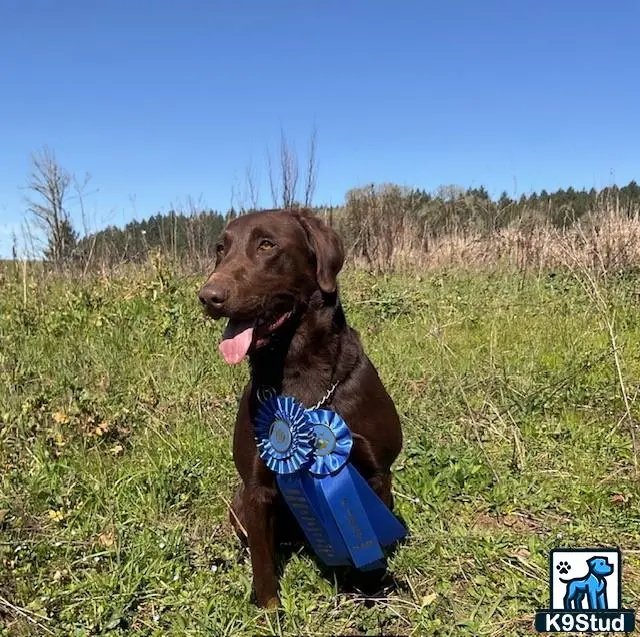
[1,262,640,636]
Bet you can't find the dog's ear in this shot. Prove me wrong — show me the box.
[295,211,345,294]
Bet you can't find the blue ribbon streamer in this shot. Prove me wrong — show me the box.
[255,394,407,571]
[304,466,385,569]
[277,473,350,566]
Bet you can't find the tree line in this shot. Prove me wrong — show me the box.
[76,180,640,271]
[17,144,640,272]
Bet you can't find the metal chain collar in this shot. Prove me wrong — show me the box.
[256,380,339,410]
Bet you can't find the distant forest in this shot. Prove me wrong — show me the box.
[71,180,640,268]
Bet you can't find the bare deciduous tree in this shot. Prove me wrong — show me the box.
[303,125,318,207]
[245,159,260,211]
[266,146,280,208]
[279,128,299,208]
[230,176,241,217]
[25,146,76,265]
[266,127,318,209]
[231,158,262,215]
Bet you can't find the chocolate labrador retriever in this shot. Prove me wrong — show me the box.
[198,208,403,608]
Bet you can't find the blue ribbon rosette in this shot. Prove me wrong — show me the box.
[255,394,407,571]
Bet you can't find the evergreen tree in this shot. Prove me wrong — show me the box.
[44,217,78,263]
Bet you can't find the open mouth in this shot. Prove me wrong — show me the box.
[218,311,293,365]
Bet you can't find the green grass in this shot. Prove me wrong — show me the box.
[1,262,640,636]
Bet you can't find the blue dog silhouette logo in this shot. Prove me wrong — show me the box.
[535,547,636,633]
[559,556,613,610]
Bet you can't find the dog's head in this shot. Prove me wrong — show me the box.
[198,208,345,364]
[587,556,614,577]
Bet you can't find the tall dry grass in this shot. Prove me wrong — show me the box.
[342,197,640,276]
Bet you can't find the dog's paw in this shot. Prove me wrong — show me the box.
[556,561,571,575]
[265,596,281,610]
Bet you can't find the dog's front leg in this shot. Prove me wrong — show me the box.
[243,484,280,608]
[366,470,394,510]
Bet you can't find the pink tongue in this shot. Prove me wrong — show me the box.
[219,319,255,365]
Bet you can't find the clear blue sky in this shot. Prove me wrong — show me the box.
[1,0,638,256]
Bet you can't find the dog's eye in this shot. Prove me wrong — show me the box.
[258,239,276,251]
[216,244,225,256]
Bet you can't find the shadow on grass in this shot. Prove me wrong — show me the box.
[236,508,412,607]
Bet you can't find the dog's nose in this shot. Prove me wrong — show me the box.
[198,282,229,307]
